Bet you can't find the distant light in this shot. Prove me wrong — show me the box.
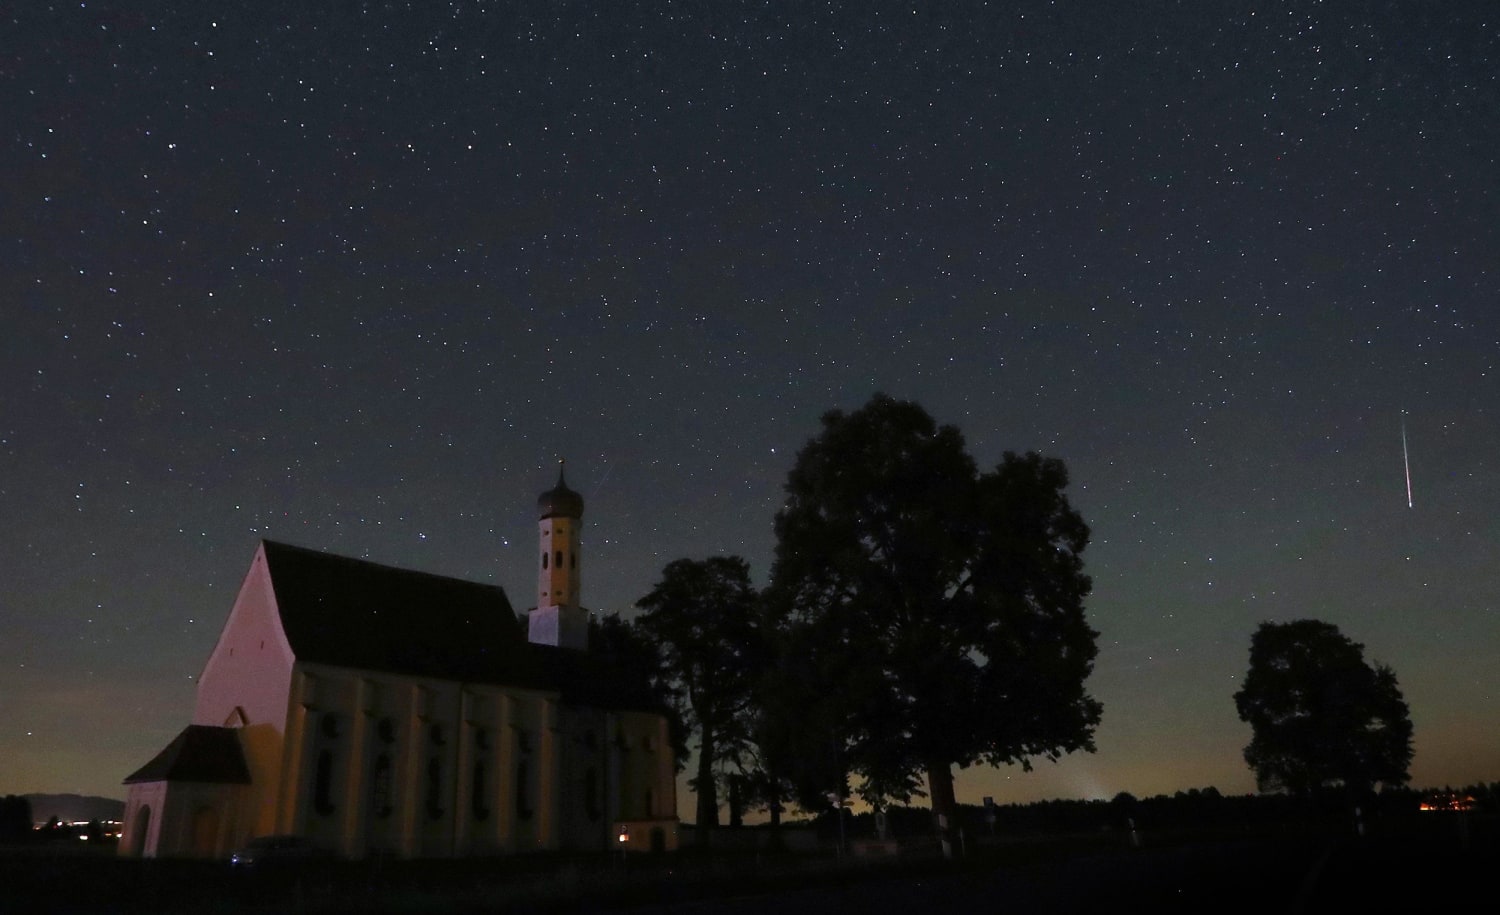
[1420,793,1476,812]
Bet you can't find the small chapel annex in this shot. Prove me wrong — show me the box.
[119,465,679,859]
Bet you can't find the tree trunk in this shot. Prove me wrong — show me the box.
[695,730,718,846]
[766,779,784,849]
[927,760,957,859]
[728,774,743,828]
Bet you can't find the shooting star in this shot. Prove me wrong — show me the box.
[1401,414,1413,509]
[591,459,616,499]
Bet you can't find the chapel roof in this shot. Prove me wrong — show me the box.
[123,724,251,785]
[259,541,656,711]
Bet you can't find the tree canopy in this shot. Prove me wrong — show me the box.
[762,393,1101,831]
[1233,619,1414,796]
[0,795,33,842]
[635,555,765,838]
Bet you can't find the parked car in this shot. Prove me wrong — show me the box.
[229,834,333,869]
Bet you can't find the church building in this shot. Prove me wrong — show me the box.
[119,466,679,859]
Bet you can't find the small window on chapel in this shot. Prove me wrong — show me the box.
[555,550,563,568]
[314,750,336,816]
[570,552,576,569]
[541,552,548,569]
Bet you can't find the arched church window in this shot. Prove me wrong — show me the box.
[584,767,601,822]
[429,724,446,746]
[571,551,576,569]
[377,718,396,744]
[320,713,340,740]
[516,760,534,821]
[371,753,393,819]
[426,758,445,820]
[555,550,563,568]
[472,762,489,821]
[314,750,336,816]
[541,552,548,569]
[128,805,152,857]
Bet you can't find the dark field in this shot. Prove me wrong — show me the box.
[5,814,1490,914]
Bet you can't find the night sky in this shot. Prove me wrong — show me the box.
[4,3,1497,814]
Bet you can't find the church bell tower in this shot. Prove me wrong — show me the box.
[528,460,588,650]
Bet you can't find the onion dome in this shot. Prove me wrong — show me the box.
[537,460,584,519]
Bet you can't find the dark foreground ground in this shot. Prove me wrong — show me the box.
[5,815,1490,915]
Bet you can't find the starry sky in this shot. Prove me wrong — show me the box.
[4,2,1497,814]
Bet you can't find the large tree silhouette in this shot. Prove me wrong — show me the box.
[763,394,1100,842]
[1234,619,1413,796]
[635,556,765,841]
[0,795,33,842]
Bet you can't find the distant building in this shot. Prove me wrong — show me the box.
[120,465,678,859]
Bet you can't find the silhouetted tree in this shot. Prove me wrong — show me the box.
[754,624,857,813]
[0,795,33,842]
[635,556,766,842]
[764,394,1101,844]
[40,815,64,844]
[1234,619,1413,797]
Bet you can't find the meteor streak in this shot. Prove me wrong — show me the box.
[1401,414,1413,509]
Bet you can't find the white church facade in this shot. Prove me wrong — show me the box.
[119,467,679,859]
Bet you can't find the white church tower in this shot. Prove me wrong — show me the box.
[528,460,589,650]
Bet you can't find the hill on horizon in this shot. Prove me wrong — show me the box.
[21,794,124,825]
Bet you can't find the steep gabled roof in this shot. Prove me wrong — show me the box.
[261,540,525,683]
[123,725,251,785]
[257,541,661,712]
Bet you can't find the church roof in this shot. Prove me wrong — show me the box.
[262,540,526,683]
[123,725,251,785]
[259,541,657,711]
